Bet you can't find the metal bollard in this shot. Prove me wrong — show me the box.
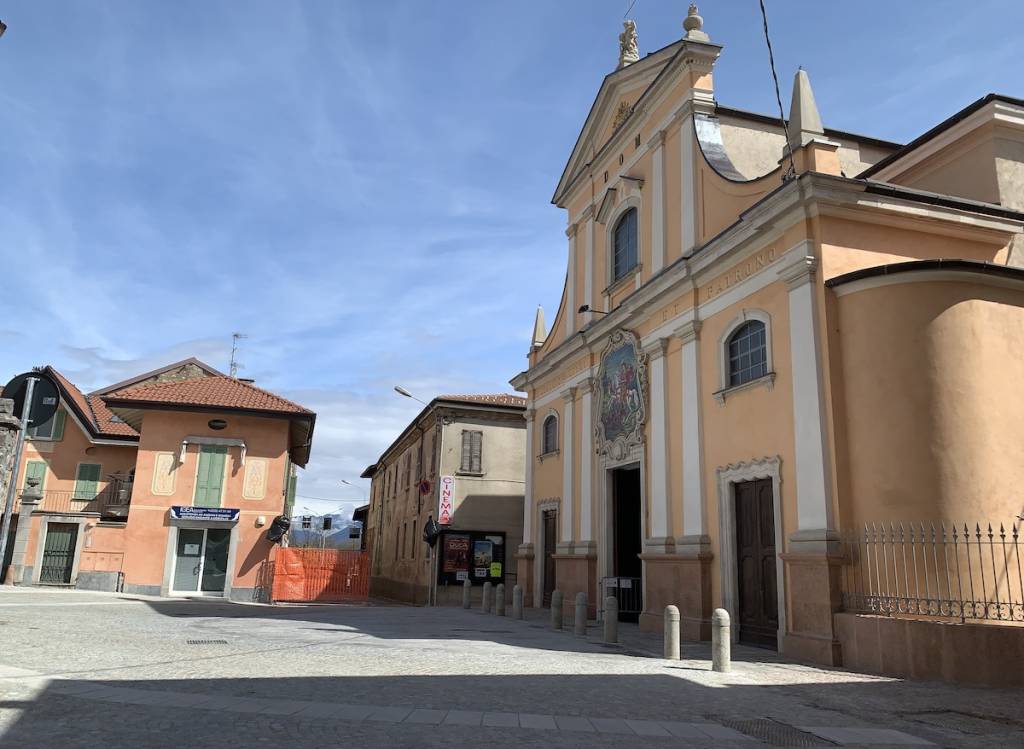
[462,579,472,609]
[574,592,587,635]
[495,583,506,616]
[512,585,524,620]
[712,608,731,672]
[481,581,492,613]
[664,605,680,660]
[550,590,564,630]
[603,596,619,643]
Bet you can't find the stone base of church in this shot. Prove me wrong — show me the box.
[637,550,713,638]
[553,550,597,621]
[515,543,534,608]
[780,542,845,666]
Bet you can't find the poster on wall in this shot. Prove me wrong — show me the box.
[442,534,470,574]
[473,540,493,568]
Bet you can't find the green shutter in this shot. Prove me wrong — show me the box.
[52,410,66,441]
[73,463,102,500]
[193,446,227,507]
[285,471,297,517]
[23,460,47,491]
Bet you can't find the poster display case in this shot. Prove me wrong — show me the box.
[437,530,505,585]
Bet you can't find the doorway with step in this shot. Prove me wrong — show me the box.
[734,477,778,648]
[171,527,232,596]
[611,464,642,622]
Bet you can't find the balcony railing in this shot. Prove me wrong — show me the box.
[17,482,133,520]
[841,522,1024,623]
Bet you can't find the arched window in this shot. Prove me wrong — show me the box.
[542,414,558,454]
[727,320,768,387]
[612,208,638,281]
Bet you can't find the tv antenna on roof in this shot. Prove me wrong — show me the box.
[229,332,247,378]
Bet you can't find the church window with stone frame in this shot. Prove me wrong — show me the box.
[612,207,638,281]
[541,414,558,455]
[727,320,768,387]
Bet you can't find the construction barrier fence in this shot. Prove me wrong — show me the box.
[271,548,370,603]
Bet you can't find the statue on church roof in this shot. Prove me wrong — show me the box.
[618,19,639,69]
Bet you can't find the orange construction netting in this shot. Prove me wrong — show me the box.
[271,548,370,603]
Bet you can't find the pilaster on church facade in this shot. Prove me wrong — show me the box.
[511,3,1024,669]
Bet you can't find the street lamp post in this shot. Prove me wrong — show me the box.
[340,479,366,502]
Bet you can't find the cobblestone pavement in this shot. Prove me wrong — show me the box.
[0,587,1021,748]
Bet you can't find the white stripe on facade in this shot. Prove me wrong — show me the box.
[779,255,834,532]
[565,225,577,338]
[578,380,593,545]
[583,208,595,325]
[559,387,575,550]
[643,339,671,545]
[676,320,705,537]
[680,114,696,253]
[522,410,535,546]
[648,130,666,274]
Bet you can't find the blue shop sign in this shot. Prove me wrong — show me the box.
[170,506,240,522]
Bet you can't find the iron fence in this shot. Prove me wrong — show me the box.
[17,482,133,518]
[841,522,1024,622]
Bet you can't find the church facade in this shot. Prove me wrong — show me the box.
[511,6,1024,668]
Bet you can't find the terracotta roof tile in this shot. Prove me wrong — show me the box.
[42,367,140,439]
[86,394,139,437]
[104,375,313,416]
[437,394,526,408]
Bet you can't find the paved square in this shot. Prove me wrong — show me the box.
[0,587,1020,747]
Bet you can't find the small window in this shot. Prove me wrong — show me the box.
[27,409,65,441]
[541,414,558,455]
[613,208,638,281]
[727,320,768,387]
[460,430,483,474]
[322,517,332,531]
[302,516,312,530]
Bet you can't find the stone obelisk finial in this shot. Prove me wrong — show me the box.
[683,4,710,42]
[618,19,640,69]
[531,305,547,349]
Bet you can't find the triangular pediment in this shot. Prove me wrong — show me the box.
[552,40,684,208]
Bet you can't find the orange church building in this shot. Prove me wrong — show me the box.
[511,6,1024,684]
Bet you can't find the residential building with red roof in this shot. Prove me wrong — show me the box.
[360,394,526,606]
[3,359,313,601]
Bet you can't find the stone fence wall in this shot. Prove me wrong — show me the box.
[0,398,22,520]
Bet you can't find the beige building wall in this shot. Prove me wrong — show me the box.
[369,402,525,606]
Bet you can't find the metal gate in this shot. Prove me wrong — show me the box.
[40,523,78,583]
[271,548,369,603]
[600,576,642,620]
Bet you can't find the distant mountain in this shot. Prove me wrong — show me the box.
[289,512,363,549]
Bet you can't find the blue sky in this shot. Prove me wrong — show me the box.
[1,1,1021,518]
